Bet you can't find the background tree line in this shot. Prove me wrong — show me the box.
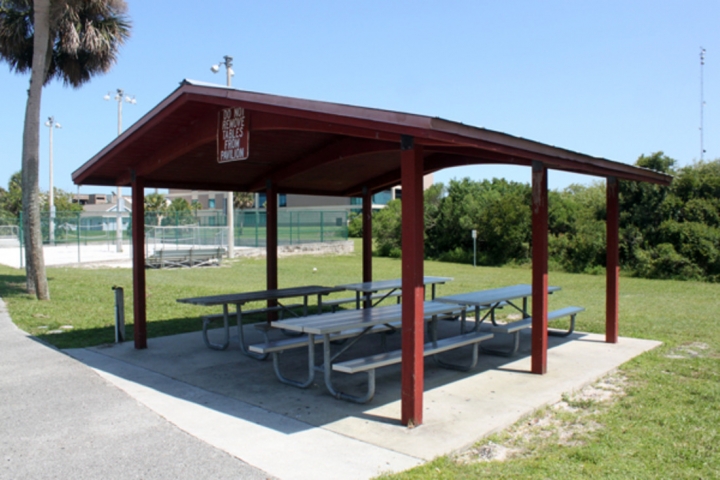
[0,171,81,220]
[352,152,720,282]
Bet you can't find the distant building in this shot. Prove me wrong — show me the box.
[72,193,110,206]
[73,192,131,232]
[166,174,433,212]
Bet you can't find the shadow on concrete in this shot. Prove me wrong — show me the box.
[67,317,583,434]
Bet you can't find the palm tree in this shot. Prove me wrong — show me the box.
[144,193,168,227]
[0,172,23,217]
[0,0,131,299]
[233,191,255,235]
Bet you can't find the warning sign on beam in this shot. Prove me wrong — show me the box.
[217,107,249,163]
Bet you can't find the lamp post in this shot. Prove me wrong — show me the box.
[104,89,136,252]
[700,47,707,161]
[45,116,61,245]
[211,56,235,258]
[471,229,477,267]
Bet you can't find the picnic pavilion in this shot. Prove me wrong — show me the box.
[72,80,672,427]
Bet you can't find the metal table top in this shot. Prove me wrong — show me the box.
[435,284,560,307]
[177,285,346,307]
[271,300,465,335]
[337,276,453,293]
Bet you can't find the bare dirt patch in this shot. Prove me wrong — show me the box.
[455,372,628,464]
[664,342,710,359]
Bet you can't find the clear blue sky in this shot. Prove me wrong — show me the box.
[1,0,718,196]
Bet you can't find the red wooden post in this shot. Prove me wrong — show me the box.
[266,181,278,322]
[362,188,372,283]
[131,173,147,349]
[531,161,548,374]
[400,135,425,427]
[606,176,620,343]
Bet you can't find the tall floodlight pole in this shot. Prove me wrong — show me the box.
[45,116,61,245]
[104,89,137,252]
[700,47,707,161]
[211,55,235,258]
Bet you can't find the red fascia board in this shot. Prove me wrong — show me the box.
[200,86,672,185]
[74,82,673,188]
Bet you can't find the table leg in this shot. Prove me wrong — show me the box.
[201,304,231,350]
[236,305,267,360]
[371,289,396,308]
[323,334,374,403]
[316,294,322,314]
[269,332,316,388]
[303,296,309,316]
[355,291,361,310]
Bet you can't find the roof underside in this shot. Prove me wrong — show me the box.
[72,81,672,195]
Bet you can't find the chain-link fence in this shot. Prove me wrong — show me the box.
[2,209,349,252]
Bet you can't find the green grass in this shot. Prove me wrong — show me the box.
[1,238,718,478]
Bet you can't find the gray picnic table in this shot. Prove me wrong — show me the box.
[336,276,453,309]
[177,285,346,356]
[264,300,478,402]
[434,283,561,328]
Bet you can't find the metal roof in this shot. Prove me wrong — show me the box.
[72,80,672,194]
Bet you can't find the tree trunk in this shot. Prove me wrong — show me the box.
[22,0,51,300]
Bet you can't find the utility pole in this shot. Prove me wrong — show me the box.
[104,89,136,252]
[45,116,61,245]
[700,47,707,161]
[211,55,235,258]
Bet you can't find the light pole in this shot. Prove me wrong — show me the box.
[45,116,61,245]
[104,89,136,252]
[471,229,477,267]
[700,47,707,161]
[211,56,236,258]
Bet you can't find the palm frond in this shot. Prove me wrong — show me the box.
[1,0,131,87]
[0,0,33,73]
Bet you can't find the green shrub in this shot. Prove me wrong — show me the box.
[437,247,473,264]
[373,200,402,257]
[633,243,703,281]
[347,211,362,238]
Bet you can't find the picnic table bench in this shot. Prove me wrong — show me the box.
[336,276,452,309]
[323,291,402,312]
[262,300,493,403]
[486,305,585,356]
[177,285,345,356]
[435,284,583,356]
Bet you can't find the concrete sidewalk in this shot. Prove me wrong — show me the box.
[0,299,273,480]
[1,295,662,479]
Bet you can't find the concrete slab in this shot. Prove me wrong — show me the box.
[65,322,661,478]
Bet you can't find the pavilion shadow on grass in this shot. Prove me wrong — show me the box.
[72,80,672,427]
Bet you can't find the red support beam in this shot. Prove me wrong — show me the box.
[606,177,620,343]
[400,136,425,427]
[266,181,278,322]
[362,189,372,284]
[531,161,548,374]
[131,173,147,349]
